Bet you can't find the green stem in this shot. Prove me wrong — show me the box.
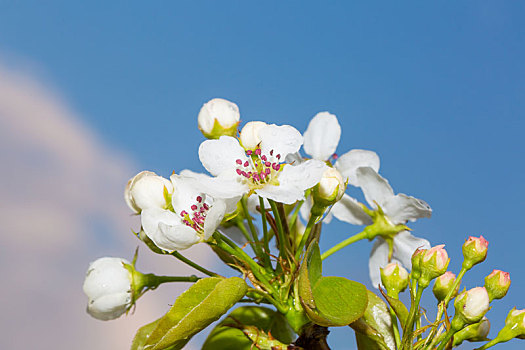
[240,196,264,258]
[258,197,273,271]
[170,251,220,277]
[236,220,255,247]
[435,328,455,350]
[425,266,468,348]
[268,199,286,258]
[401,285,424,349]
[389,307,401,349]
[321,229,370,260]
[475,339,502,350]
[295,214,319,261]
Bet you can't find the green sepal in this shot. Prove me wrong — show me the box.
[379,287,409,329]
[141,277,247,350]
[202,306,294,350]
[200,119,239,139]
[299,242,368,327]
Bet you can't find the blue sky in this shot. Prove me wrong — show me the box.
[1,2,524,349]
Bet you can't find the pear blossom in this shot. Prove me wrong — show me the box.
[125,171,173,214]
[194,123,328,205]
[83,257,132,321]
[299,112,380,224]
[141,174,232,252]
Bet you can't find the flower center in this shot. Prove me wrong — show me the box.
[234,147,282,189]
[179,195,210,234]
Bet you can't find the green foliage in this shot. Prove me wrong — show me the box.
[351,291,395,350]
[138,277,247,350]
[299,242,368,327]
[379,288,409,329]
[202,306,295,350]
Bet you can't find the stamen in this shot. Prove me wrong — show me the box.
[236,159,242,165]
[196,196,202,203]
[255,149,261,156]
[246,150,252,156]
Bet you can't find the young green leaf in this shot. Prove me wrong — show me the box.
[202,306,294,350]
[299,242,368,327]
[379,287,409,328]
[142,277,247,350]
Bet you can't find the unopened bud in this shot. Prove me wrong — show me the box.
[453,317,490,346]
[83,257,133,320]
[410,248,426,281]
[240,121,268,150]
[485,269,511,301]
[462,235,488,269]
[433,271,458,302]
[380,262,409,297]
[312,168,346,210]
[484,308,525,347]
[197,98,240,139]
[453,287,490,326]
[125,171,173,213]
[418,245,449,288]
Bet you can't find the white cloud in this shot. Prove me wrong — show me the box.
[0,61,213,349]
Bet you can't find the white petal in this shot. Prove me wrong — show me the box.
[285,152,304,165]
[383,194,432,225]
[331,194,372,226]
[247,195,270,214]
[87,292,131,320]
[223,196,241,214]
[141,208,199,251]
[368,238,403,289]
[255,184,305,205]
[369,239,390,288]
[126,171,173,212]
[158,222,200,251]
[170,174,202,215]
[392,231,430,269]
[335,150,380,186]
[299,196,313,221]
[259,124,303,158]
[183,169,248,199]
[199,136,248,176]
[356,167,394,208]
[303,112,341,161]
[203,200,227,240]
[279,160,328,192]
[83,258,131,301]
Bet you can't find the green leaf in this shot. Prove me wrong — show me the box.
[379,287,409,328]
[142,277,247,350]
[299,242,368,327]
[350,291,395,350]
[131,319,165,350]
[202,306,294,350]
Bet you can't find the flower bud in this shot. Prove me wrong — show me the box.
[453,287,490,325]
[418,245,449,288]
[485,269,511,301]
[410,248,426,281]
[433,271,459,302]
[380,262,409,297]
[239,121,268,150]
[452,317,490,346]
[504,309,525,335]
[197,98,240,139]
[462,235,488,269]
[83,257,133,320]
[312,168,346,210]
[485,309,525,347]
[125,171,173,213]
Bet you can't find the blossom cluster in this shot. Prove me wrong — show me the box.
[82,98,523,350]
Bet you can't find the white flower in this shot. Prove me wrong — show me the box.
[125,171,173,214]
[352,166,432,287]
[141,174,233,252]
[316,167,346,203]
[198,98,240,138]
[303,112,380,186]
[299,112,380,224]
[369,231,431,288]
[83,257,132,321]
[195,123,328,205]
